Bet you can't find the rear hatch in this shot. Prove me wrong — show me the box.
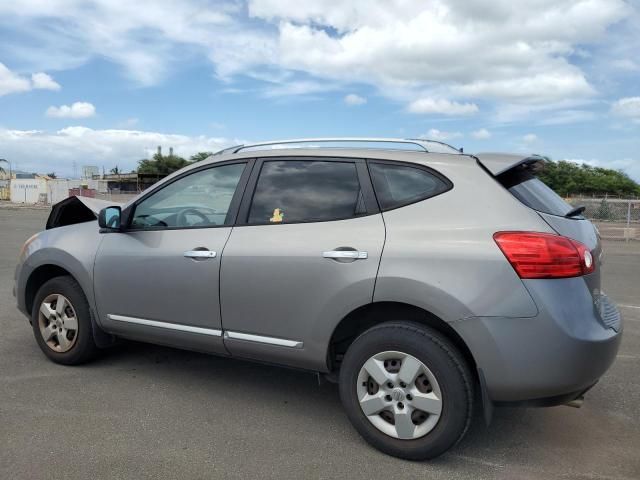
[476,153,620,330]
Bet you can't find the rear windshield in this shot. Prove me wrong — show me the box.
[497,166,573,217]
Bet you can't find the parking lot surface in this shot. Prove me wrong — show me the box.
[1,208,639,480]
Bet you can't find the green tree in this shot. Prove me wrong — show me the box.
[137,152,189,175]
[536,159,640,197]
[110,166,120,174]
[46,172,57,179]
[190,151,214,163]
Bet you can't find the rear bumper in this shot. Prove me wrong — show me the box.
[453,277,622,403]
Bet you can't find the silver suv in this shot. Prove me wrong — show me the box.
[14,138,622,459]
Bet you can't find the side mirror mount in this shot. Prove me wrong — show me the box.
[98,206,122,232]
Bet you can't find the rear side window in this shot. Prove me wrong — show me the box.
[369,162,450,210]
[248,160,366,224]
[498,167,573,217]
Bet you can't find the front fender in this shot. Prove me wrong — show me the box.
[16,221,103,320]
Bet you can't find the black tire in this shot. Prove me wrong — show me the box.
[339,322,474,460]
[31,276,99,365]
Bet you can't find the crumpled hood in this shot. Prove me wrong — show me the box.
[46,196,125,229]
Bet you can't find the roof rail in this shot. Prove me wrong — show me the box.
[213,138,463,155]
[212,144,244,156]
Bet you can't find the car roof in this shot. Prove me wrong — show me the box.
[200,137,464,166]
[145,138,542,201]
[199,138,541,175]
[216,138,464,156]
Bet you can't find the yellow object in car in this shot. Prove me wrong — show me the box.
[270,208,284,223]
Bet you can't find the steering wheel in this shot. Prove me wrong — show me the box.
[176,208,211,227]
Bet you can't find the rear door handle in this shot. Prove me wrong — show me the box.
[322,250,368,259]
[184,250,217,259]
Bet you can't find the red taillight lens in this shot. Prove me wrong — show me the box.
[493,232,595,279]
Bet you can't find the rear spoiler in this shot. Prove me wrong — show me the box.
[473,153,546,176]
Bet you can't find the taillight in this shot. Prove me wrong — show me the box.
[493,232,595,279]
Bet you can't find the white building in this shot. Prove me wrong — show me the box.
[8,176,109,204]
[10,177,48,203]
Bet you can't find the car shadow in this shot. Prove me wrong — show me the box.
[92,339,565,462]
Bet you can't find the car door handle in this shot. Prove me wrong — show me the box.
[183,250,217,259]
[322,250,368,259]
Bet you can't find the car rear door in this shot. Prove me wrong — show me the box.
[94,161,251,354]
[219,157,385,371]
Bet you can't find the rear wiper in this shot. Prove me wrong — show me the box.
[565,205,586,218]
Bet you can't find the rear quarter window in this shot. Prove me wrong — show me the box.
[497,166,573,217]
[368,162,451,211]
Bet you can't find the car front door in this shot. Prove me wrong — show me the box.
[94,161,250,354]
[220,157,385,370]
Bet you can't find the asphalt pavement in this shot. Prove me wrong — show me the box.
[1,208,638,479]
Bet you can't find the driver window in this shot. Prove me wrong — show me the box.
[131,163,246,229]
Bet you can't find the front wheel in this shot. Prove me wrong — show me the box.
[339,322,474,460]
[31,276,99,365]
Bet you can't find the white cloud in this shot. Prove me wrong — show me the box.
[538,109,596,125]
[30,72,61,91]
[611,97,640,118]
[46,102,96,119]
[0,62,60,96]
[262,79,339,98]
[0,1,268,86]
[0,126,237,177]
[0,0,630,112]
[611,59,640,72]
[344,93,367,106]
[0,63,30,96]
[256,0,625,107]
[471,128,491,139]
[408,98,478,116]
[523,133,538,143]
[422,128,462,141]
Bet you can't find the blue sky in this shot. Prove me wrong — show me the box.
[0,0,639,180]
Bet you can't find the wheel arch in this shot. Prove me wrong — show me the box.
[327,302,476,371]
[25,264,75,316]
[326,301,494,424]
[23,262,115,348]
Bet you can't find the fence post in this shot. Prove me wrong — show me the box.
[627,200,632,228]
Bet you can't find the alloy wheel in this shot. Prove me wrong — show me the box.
[38,294,79,353]
[356,350,443,440]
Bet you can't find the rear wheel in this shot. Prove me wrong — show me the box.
[339,322,473,460]
[31,276,99,365]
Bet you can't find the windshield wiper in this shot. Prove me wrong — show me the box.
[565,205,586,218]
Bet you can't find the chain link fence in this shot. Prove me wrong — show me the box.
[568,197,639,241]
[568,198,640,226]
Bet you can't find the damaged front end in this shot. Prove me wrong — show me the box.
[46,196,124,229]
